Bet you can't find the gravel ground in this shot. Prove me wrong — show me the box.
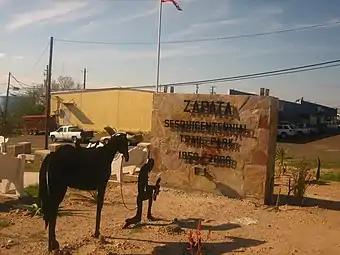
[0,181,339,255]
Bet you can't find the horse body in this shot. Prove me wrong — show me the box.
[46,145,113,189]
[38,132,129,252]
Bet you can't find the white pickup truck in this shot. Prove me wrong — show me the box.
[277,124,297,139]
[49,125,94,143]
[292,123,311,135]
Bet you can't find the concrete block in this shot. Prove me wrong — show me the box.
[48,143,62,152]
[18,142,32,154]
[18,154,35,162]
[33,150,51,170]
[0,153,26,197]
[7,144,24,157]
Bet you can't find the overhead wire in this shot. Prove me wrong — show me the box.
[31,40,50,71]
[11,75,35,90]
[55,20,340,45]
[127,59,340,89]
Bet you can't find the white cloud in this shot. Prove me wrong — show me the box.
[6,1,90,31]
[0,53,5,59]
[166,18,244,41]
[66,43,237,63]
[255,6,284,16]
[292,18,340,29]
[180,0,197,3]
[76,7,158,34]
[110,7,158,26]
[13,56,24,60]
[0,0,7,7]
[166,4,284,41]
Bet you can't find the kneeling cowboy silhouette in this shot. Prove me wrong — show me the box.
[123,158,161,229]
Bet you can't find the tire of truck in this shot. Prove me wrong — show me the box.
[50,135,56,142]
[72,136,78,143]
[281,132,287,139]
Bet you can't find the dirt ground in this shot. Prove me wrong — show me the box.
[1,134,339,254]
[0,181,340,255]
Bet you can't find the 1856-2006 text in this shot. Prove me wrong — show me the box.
[178,151,237,169]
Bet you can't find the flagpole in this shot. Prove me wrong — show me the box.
[156,0,163,93]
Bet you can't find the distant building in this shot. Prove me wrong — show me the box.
[229,88,337,124]
[50,88,155,132]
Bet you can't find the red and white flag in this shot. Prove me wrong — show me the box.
[161,0,183,11]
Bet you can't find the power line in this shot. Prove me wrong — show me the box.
[55,20,340,46]
[11,75,34,89]
[128,59,340,89]
[103,0,157,1]
[31,41,50,71]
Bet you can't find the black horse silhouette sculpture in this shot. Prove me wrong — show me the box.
[38,127,129,252]
[123,158,161,229]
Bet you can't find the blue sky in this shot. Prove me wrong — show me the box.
[0,0,340,106]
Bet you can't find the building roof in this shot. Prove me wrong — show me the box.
[229,89,257,96]
[229,88,336,111]
[51,87,155,95]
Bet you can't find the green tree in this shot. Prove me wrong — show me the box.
[2,76,81,135]
[52,76,82,92]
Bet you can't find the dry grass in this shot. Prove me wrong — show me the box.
[25,163,40,172]
[0,218,12,228]
[321,171,340,182]
[279,134,340,169]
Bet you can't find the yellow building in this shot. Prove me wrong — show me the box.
[50,88,154,133]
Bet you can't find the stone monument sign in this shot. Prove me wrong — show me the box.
[151,93,278,204]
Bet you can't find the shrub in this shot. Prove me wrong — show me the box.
[275,147,293,178]
[288,158,313,205]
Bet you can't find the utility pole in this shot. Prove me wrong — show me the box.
[4,72,11,124]
[2,72,11,136]
[195,84,199,94]
[44,65,48,91]
[210,85,216,94]
[44,36,54,150]
[83,68,87,90]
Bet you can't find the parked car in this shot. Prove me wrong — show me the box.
[325,120,338,129]
[100,131,143,146]
[277,124,297,139]
[308,124,319,134]
[292,123,311,135]
[49,125,94,143]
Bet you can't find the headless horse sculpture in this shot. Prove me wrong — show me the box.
[122,158,161,229]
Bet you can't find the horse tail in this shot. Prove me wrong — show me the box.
[38,153,53,229]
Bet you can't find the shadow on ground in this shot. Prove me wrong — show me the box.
[273,194,340,211]
[174,218,241,231]
[278,130,340,144]
[0,195,92,218]
[308,180,330,186]
[0,195,35,212]
[108,236,265,255]
[134,218,241,232]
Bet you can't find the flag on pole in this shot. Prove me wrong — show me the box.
[161,0,183,11]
